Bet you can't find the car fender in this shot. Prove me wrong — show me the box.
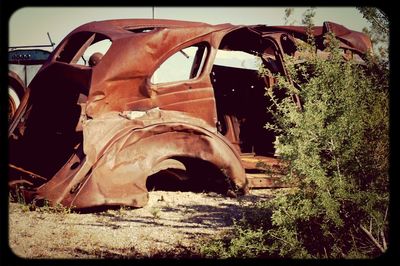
[36,108,248,209]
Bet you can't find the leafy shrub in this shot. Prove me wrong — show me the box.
[264,34,389,258]
[201,225,267,258]
[201,33,389,259]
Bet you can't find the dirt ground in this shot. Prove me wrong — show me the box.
[8,189,275,259]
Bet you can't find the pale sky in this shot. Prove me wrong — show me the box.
[9,7,371,49]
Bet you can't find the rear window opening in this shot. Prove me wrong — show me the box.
[78,39,112,66]
[56,32,112,66]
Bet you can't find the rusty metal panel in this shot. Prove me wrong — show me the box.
[246,173,286,188]
[34,109,248,209]
[255,21,372,54]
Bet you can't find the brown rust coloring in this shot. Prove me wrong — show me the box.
[8,19,371,209]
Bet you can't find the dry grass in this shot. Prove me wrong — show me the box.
[9,189,275,259]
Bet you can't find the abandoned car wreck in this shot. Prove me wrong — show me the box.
[8,19,371,209]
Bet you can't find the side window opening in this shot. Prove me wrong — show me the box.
[151,43,208,84]
[211,30,280,157]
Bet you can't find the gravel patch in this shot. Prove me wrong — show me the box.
[9,189,275,259]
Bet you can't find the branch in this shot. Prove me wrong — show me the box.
[269,232,295,247]
[358,7,389,34]
[370,14,389,34]
[360,224,385,253]
[381,206,388,250]
[381,230,387,250]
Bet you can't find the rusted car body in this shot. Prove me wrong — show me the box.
[8,19,371,209]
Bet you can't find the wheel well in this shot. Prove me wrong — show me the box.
[146,156,235,194]
[8,71,26,98]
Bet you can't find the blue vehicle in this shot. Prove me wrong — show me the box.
[8,36,54,121]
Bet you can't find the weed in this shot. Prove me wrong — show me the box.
[34,200,72,216]
[150,206,161,219]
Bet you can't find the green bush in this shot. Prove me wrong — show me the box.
[266,36,389,258]
[200,201,275,258]
[264,35,389,258]
[201,225,268,258]
[200,34,389,259]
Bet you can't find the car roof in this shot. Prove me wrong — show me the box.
[67,18,237,40]
[66,19,371,55]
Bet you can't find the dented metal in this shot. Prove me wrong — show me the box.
[8,19,371,209]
